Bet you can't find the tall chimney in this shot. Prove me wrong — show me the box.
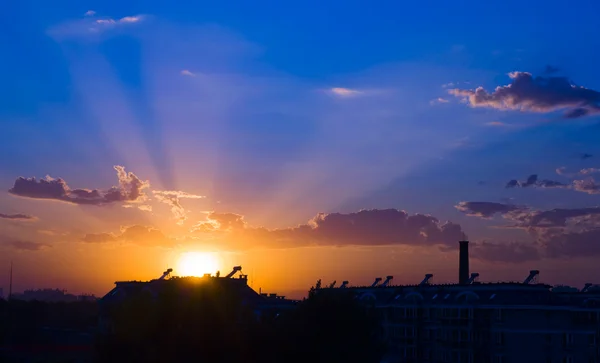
[459,241,469,284]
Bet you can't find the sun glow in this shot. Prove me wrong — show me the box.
[176,252,221,277]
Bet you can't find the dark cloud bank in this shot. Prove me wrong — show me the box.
[456,202,600,260]
[76,204,600,263]
[449,71,600,118]
[192,209,467,249]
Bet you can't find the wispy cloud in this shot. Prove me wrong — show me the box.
[82,225,173,247]
[455,201,525,219]
[47,14,146,40]
[328,87,364,97]
[429,97,449,105]
[180,69,196,77]
[119,16,143,23]
[580,168,600,175]
[485,121,509,127]
[0,213,37,221]
[0,235,50,251]
[153,190,205,225]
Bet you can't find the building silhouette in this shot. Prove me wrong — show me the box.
[10,288,97,303]
[321,241,600,363]
[98,266,297,334]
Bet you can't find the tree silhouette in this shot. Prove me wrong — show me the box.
[273,280,385,363]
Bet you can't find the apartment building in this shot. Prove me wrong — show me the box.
[323,241,600,363]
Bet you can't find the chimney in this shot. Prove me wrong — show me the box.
[459,241,469,284]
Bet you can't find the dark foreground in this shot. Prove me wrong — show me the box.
[0,282,385,363]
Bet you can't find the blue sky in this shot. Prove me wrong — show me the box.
[2,0,600,296]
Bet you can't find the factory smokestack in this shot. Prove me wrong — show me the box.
[459,241,469,285]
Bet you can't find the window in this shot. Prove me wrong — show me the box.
[494,355,504,363]
[545,334,552,344]
[495,332,505,346]
[562,356,573,363]
[563,333,573,346]
[589,334,597,346]
[496,308,503,321]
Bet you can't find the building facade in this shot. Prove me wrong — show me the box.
[322,241,600,363]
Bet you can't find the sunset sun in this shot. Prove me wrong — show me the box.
[177,252,221,277]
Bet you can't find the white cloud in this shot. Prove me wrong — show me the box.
[84,10,96,17]
[47,14,146,40]
[119,16,143,23]
[96,19,116,25]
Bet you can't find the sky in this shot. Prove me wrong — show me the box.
[2,0,600,299]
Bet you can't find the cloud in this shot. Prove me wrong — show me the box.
[505,174,569,189]
[180,70,196,77]
[137,205,153,212]
[0,213,36,221]
[485,121,509,127]
[507,207,600,229]
[514,207,600,258]
[471,241,540,263]
[328,87,363,97]
[556,167,569,176]
[430,97,449,105]
[153,190,205,225]
[458,202,600,259]
[9,165,150,208]
[81,233,116,243]
[0,236,50,251]
[192,209,467,250]
[82,225,172,246]
[47,14,145,39]
[557,167,600,178]
[580,168,600,175]
[505,173,600,194]
[188,209,549,263]
[544,228,600,258]
[572,178,600,195]
[448,71,600,118]
[455,201,524,219]
[119,16,142,23]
